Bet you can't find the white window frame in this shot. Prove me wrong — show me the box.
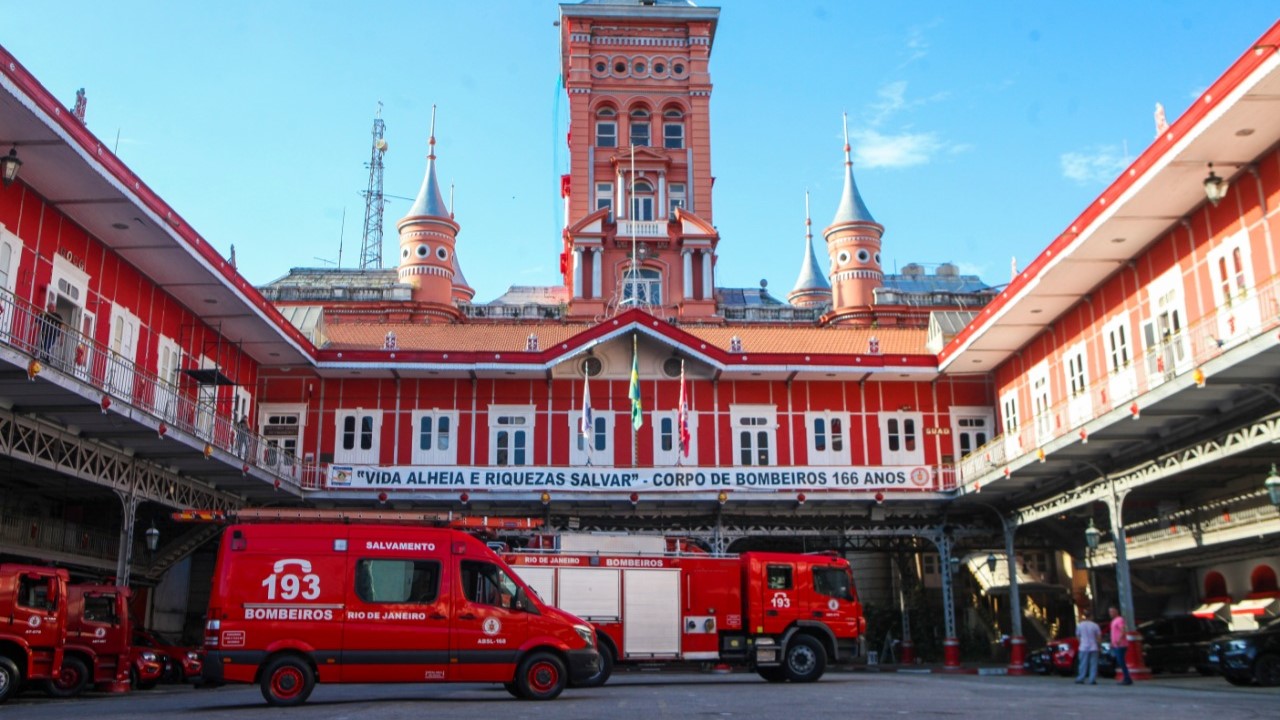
[667,182,686,217]
[730,405,777,467]
[595,182,614,213]
[1207,232,1258,344]
[653,411,699,466]
[621,267,662,306]
[1144,267,1191,378]
[489,405,534,467]
[1103,312,1138,405]
[260,403,306,468]
[335,409,381,465]
[1063,341,1091,429]
[629,111,650,147]
[805,411,849,465]
[0,227,21,337]
[630,181,655,221]
[1000,389,1022,456]
[949,408,993,461]
[880,411,923,465]
[412,410,459,465]
[1029,360,1053,446]
[569,413,614,466]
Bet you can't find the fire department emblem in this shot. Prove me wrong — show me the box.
[828,599,839,611]
[483,617,502,636]
[95,627,107,638]
[909,467,931,487]
[28,615,41,628]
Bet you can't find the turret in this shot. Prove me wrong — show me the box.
[823,114,884,314]
[397,106,461,306]
[788,191,830,308]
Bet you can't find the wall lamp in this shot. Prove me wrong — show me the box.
[1084,517,1101,550]
[1265,464,1280,508]
[144,522,160,554]
[1,145,21,187]
[1204,163,1229,206]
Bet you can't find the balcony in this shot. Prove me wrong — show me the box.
[955,273,1280,489]
[0,291,314,497]
[617,219,667,238]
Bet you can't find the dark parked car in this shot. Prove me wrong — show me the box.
[132,627,204,683]
[1028,636,1116,679]
[1207,615,1280,686]
[1138,614,1229,674]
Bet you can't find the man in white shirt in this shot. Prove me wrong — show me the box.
[1075,611,1102,684]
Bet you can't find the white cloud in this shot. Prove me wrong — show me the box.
[851,129,944,169]
[1060,146,1129,185]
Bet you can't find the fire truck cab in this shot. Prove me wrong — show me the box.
[202,518,599,706]
[506,535,864,685]
[0,563,69,704]
[45,583,139,697]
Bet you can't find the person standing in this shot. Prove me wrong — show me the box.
[1108,606,1133,685]
[1075,612,1102,684]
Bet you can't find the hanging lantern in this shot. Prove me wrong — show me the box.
[796,492,806,506]
[1079,428,1088,444]
[241,463,249,475]
[377,491,389,504]
[540,491,552,506]
[460,492,470,505]
[873,491,885,505]
[203,443,213,459]
[157,422,168,439]
[26,358,41,380]
[1037,448,1046,463]
[1192,368,1206,388]
[100,395,111,413]
[1129,402,1140,420]
[273,479,281,491]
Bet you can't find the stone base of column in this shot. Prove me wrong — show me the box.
[1007,635,1028,675]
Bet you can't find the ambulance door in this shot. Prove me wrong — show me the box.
[340,556,450,683]
[450,559,529,682]
[759,562,797,636]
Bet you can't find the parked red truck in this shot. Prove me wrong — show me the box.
[45,584,165,697]
[504,534,865,685]
[195,509,600,706]
[0,563,69,703]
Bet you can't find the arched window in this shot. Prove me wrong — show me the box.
[621,267,662,306]
[663,108,684,149]
[596,107,617,148]
[1250,564,1278,595]
[1203,571,1229,600]
[629,108,650,147]
[631,180,655,221]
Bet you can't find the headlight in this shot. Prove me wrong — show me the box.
[1056,643,1070,654]
[574,625,596,649]
[1228,640,1248,651]
[141,651,158,662]
[187,651,201,661]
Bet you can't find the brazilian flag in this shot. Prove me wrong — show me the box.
[629,336,642,430]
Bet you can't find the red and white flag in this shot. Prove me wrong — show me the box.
[677,360,690,457]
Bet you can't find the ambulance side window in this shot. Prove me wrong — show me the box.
[461,560,520,610]
[766,565,793,590]
[355,559,440,604]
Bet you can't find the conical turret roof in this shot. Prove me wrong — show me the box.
[403,108,449,221]
[791,192,829,298]
[831,114,877,226]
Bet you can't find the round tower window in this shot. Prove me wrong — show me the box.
[436,247,449,261]
[673,63,685,75]
[653,62,666,74]
[874,252,881,265]
[416,244,429,258]
[401,247,410,260]
[662,357,683,378]
[857,249,871,263]
[614,61,627,74]
[837,250,851,265]
[634,61,646,74]
[581,357,603,377]
[595,61,606,74]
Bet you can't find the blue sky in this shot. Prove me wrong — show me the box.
[3,1,1277,302]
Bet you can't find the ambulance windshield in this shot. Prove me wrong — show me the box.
[461,560,523,611]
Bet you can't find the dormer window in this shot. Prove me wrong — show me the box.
[630,108,650,147]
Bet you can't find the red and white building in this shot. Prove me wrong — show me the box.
[1,1,1278,662]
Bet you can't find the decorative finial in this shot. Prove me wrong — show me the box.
[450,181,455,219]
[842,112,852,165]
[428,104,437,159]
[804,190,812,235]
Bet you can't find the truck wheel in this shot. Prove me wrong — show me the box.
[783,635,826,683]
[0,656,22,704]
[45,655,90,698]
[577,642,614,688]
[514,652,566,700]
[757,666,787,683]
[260,655,315,707]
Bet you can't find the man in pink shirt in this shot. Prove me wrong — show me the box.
[1075,611,1102,684]
[1108,606,1133,685]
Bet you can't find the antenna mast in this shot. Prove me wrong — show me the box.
[359,102,388,269]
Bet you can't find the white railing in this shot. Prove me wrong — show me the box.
[617,219,666,237]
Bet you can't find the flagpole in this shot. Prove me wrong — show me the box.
[631,334,638,469]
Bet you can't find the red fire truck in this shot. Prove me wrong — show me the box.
[504,534,865,685]
[195,509,600,706]
[0,563,69,703]
[45,583,165,697]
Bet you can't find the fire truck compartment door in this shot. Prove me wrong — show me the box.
[622,569,680,657]
[557,568,620,621]
[512,567,557,606]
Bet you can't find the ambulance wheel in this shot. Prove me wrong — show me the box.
[0,656,21,704]
[577,642,614,687]
[783,635,826,683]
[260,655,315,707]
[757,666,787,683]
[515,652,567,700]
[45,655,90,698]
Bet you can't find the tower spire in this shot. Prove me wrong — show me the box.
[404,105,449,219]
[833,112,876,225]
[788,190,831,308]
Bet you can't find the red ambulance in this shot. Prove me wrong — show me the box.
[199,511,600,706]
[506,534,865,685]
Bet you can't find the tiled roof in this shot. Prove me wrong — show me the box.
[324,319,930,356]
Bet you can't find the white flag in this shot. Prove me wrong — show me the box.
[580,373,594,439]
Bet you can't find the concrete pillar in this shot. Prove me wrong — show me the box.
[682,250,694,299]
[701,251,712,300]
[1003,516,1027,675]
[1105,485,1151,680]
[573,248,583,299]
[592,248,603,299]
[114,490,140,588]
